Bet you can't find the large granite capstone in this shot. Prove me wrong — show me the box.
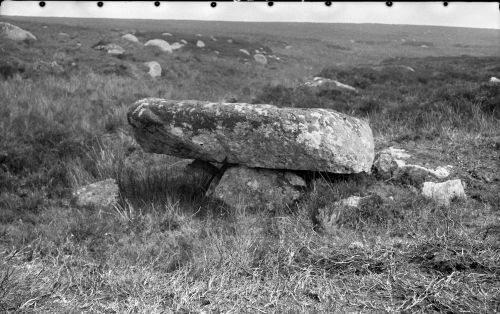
[127,98,374,173]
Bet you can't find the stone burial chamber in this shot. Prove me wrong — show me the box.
[127,97,375,210]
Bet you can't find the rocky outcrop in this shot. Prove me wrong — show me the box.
[73,179,119,209]
[422,179,466,206]
[209,166,306,210]
[143,61,162,78]
[1,22,37,41]
[145,39,172,53]
[127,98,375,173]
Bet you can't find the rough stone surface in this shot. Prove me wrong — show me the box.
[254,54,268,65]
[1,22,37,41]
[145,39,172,53]
[210,166,306,210]
[127,98,375,173]
[73,179,119,209]
[372,147,451,184]
[122,33,139,43]
[143,61,162,78]
[422,179,466,206]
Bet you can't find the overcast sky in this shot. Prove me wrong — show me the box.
[1,1,499,29]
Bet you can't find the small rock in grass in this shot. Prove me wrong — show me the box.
[421,179,466,206]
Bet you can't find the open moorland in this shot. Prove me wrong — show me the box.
[0,16,499,313]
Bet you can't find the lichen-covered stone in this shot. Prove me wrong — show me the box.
[210,166,306,210]
[127,98,375,173]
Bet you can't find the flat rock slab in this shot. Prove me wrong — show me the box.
[127,98,374,173]
[209,166,306,211]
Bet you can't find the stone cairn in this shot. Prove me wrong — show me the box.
[127,98,375,210]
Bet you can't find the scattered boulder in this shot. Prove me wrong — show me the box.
[58,32,69,37]
[210,36,217,41]
[285,45,292,49]
[254,54,267,65]
[209,166,306,210]
[196,34,203,37]
[93,43,125,55]
[143,61,162,78]
[304,77,357,92]
[422,179,466,206]
[372,147,451,185]
[180,39,188,45]
[127,98,375,173]
[490,77,500,84]
[162,32,172,36]
[239,49,250,56]
[196,40,205,48]
[0,22,37,41]
[73,179,119,209]
[122,33,139,43]
[144,39,172,53]
[170,42,184,50]
[227,39,233,43]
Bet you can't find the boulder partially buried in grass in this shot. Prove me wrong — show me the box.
[127,98,375,173]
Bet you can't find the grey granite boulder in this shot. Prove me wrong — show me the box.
[209,166,306,210]
[1,22,37,41]
[127,98,374,173]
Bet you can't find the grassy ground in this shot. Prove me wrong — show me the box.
[0,17,499,313]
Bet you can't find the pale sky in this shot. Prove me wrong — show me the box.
[1,1,499,30]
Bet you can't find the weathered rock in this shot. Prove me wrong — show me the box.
[180,39,188,45]
[0,22,37,41]
[196,40,205,48]
[210,166,306,210]
[422,179,466,206]
[127,98,375,173]
[73,179,119,209]
[122,33,139,43]
[372,147,451,184]
[304,77,356,92]
[143,61,162,78]
[227,39,233,43]
[170,42,184,50]
[94,43,125,55]
[145,39,172,53]
[490,77,500,84]
[254,54,267,65]
[162,32,172,36]
[239,49,250,56]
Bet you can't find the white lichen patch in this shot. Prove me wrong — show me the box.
[297,130,323,149]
